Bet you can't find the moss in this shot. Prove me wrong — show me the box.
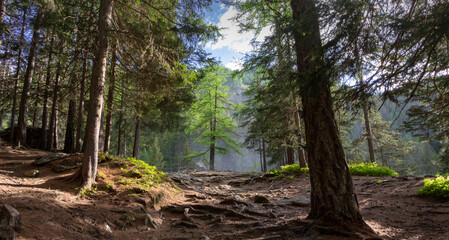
[349,163,398,177]
[269,164,309,178]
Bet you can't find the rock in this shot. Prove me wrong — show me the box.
[104,223,112,233]
[254,195,270,204]
[220,195,249,206]
[278,197,310,207]
[0,225,14,240]
[124,170,142,178]
[34,153,67,166]
[218,185,232,190]
[23,170,39,178]
[0,205,21,231]
[51,163,81,173]
[200,235,210,240]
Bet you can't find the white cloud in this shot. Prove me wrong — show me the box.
[225,59,243,70]
[206,6,271,54]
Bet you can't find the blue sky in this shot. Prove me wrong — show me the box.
[204,3,271,70]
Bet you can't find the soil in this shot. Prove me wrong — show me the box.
[0,141,448,240]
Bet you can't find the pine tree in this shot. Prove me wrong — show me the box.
[149,136,164,170]
[188,66,241,171]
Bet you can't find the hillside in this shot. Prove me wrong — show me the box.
[0,143,448,239]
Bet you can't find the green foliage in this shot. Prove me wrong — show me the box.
[269,164,309,178]
[348,163,398,177]
[79,187,97,197]
[187,65,242,167]
[416,175,449,199]
[146,137,165,171]
[179,141,195,171]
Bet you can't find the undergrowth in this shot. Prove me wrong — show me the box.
[98,153,173,193]
[416,175,449,199]
[269,164,309,178]
[348,163,398,177]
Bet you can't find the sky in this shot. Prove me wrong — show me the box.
[204,3,271,70]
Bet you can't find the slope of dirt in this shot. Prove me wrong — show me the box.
[0,143,448,240]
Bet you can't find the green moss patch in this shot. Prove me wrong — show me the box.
[269,164,309,178]
[349,163,398,177]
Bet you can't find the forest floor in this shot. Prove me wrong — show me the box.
[0,142,448,240]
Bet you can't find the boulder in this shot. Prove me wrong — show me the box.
[34,153,67,166]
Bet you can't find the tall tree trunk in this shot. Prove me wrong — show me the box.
[209,87,218,171]
[104,44,116,153]
[116,88,124,156]
[17,11,42,146]
[98,107,105,151]
[259,138,263,172]
[286,146,295,165]
[355,40,376,164]
[40,33,54,149]
[54,107,59,149]
[132,116,141,158]
[0,0,6,47]
[262,139,267,172]
[47,42,64,151]
[32,71,43,128]
[64,72,77,153]
[293,102,307,168]
[64,100,76,153]
[363,103,376,163]
[290,0,374,235]
[10,8,27,142]
[75,54,87,152]
[80,0,113,190]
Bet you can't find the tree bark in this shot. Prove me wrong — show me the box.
[17,11,42,146]
[293,103,307,168]
[116,88,124,156]
[64,72,77,153]
[286,146,295,165]
[75,54,87,152]
[47,42,64,151]
[54,106,59,149]
[10,8,27,142]
[132,116,141,158]
[80,0,113,189]
[209,87,218,171]
[104,44,116,153]
[32,71,43,128]
[363,103,376,163]
[0,0,6,47]
[262,138,267,172]
[290,0,374,235]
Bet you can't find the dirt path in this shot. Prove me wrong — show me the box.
[0,143,448,239]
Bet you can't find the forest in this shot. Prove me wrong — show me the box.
[0,0,448,239]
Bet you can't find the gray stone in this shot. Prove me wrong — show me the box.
[200,235,210,240]
[23,170,39,178]
[0,205,21,231]
[278,197,310,207]
[34,153,67,166]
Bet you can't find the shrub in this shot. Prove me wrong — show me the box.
[269,164,308,178]
[416,175,449,199]
[348,163,398,177]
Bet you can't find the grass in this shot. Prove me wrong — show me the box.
[348,163,398,177]
[97,153,174,194]
[416,175,449,199]
[269,163,398,179]
[269,164,309,178]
